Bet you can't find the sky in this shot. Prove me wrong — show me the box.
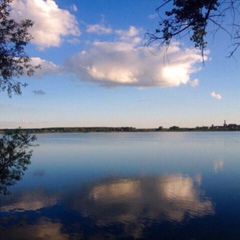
[0,0,240,129]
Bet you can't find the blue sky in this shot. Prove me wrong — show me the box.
[0,0,239,129]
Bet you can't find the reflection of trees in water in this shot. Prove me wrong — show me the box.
[0,129,37,195]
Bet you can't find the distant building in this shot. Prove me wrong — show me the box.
[223,120,227,128]
[228,124,238,130]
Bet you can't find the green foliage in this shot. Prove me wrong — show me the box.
[147,0,240,58]
[0,0,39,96]
[0,129,37,194]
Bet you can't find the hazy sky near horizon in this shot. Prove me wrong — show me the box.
[0,0,239,129]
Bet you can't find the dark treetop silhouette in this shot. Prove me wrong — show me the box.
[147,0,240,59]
[0,0,39,97]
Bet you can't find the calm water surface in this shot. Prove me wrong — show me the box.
[1,132,240,239]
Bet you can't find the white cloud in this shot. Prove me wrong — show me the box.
[211,91,222,100]
[71,4,78,12]
[64,36,204,88]
[31,57,60,77]
[190,78,199,87]
[115,26,139,37]
[86,24,112,35]
[115,26,142,45]
[86,23,142,40]
[10,0,80,49]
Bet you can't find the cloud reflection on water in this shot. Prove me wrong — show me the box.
[0,190,57,212]
[0,218,69,240]
[67,174,214,238]
[0,174,214,239]
[214,160,224,173]
[85,175,213,222]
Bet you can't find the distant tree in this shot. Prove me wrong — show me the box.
[169,126,179,131]
[0,129,37,194]
[146,0,240,59]
[0,0,39,97]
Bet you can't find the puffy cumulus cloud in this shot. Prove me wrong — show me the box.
[86,25,141,44]
[115,26,140,37]
[211,91,222,100]
[10,0,80,49]
[64,39,204,88]
[86,24,112,35]
[31,57,60,77]
[115,26,142,45]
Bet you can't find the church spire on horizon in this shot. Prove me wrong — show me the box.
[223,120,227,127]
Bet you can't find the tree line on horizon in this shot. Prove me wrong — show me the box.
[1,123,240,134]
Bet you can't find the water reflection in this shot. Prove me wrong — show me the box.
[214,160,224,173]
[0,189,57,212]
[0,130,37,195]
[1,132,240,239]
[0,218,69,240]
[0,174,214,239]
[66,174,214,238]
[75,175,213,222]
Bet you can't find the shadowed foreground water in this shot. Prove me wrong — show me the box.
[0,132,240,239]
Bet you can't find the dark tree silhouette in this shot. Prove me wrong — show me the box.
[0,129,37,195]
[0,0,39,97]
[146,0,240,58]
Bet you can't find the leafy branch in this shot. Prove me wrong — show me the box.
[146,0,240,59]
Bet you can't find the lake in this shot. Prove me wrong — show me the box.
[0,132,240,239]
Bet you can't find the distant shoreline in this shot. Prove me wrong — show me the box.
[0,125,240,134]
